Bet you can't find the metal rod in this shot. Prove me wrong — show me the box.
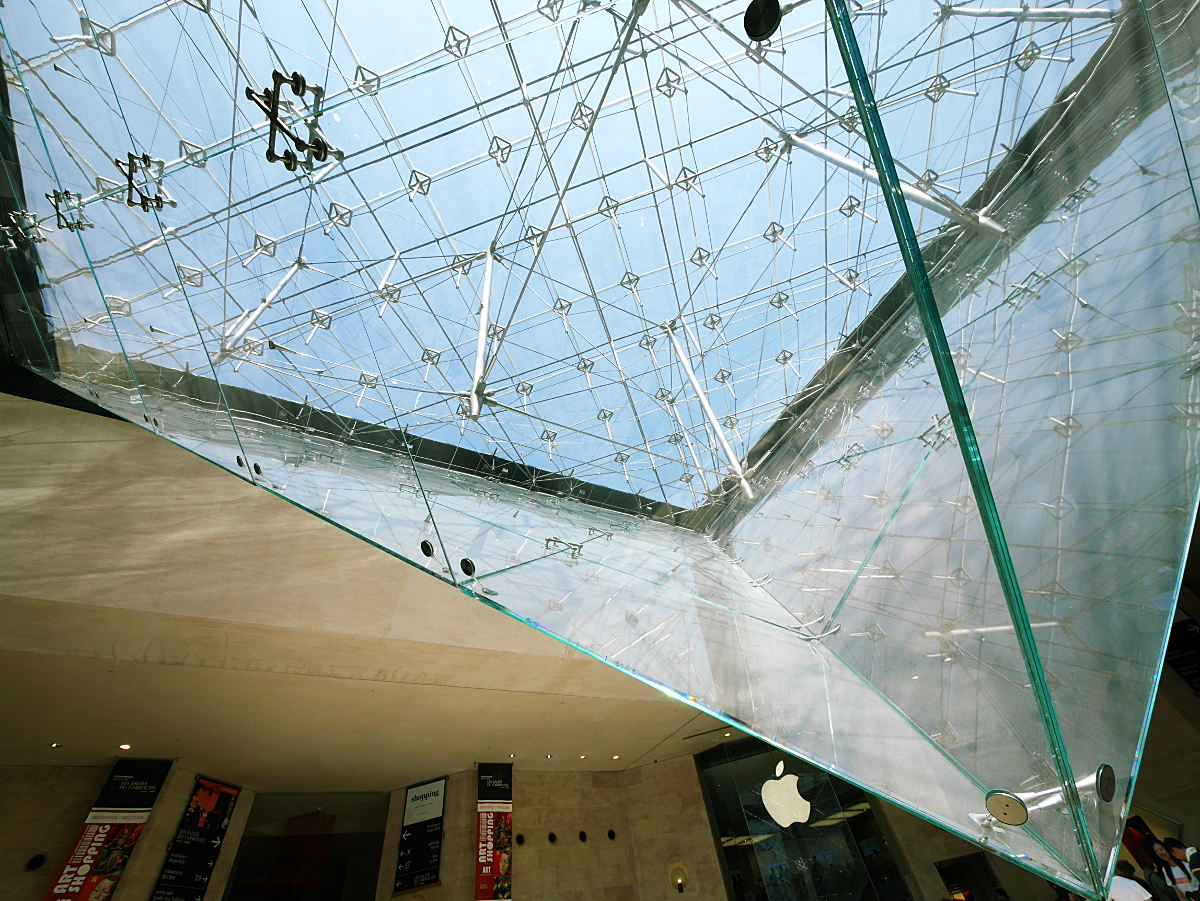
[468,247,494,420]
[790,136,1006,235]
[221,258,304,354]
[941,4,1116,19]
[23,0,197,72]
[663,323,754,500]
[482,0,650,378]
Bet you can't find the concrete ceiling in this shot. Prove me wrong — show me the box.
[0,391,732,791]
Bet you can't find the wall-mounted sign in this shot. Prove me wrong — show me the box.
[44,758,173,901]
[474,764,512,900]
[148,776,241,901]
[393,776,447,894]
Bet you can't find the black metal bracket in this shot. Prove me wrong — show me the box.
[245,70,340,172]
[114,153,176,212]
[45,191,92,232]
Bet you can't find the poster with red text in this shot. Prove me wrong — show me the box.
[474,763,512,900]
[45,758,173,901]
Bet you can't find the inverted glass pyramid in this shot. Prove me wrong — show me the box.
[2,0,1197,894]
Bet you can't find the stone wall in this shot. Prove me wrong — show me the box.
[0,764,110,901]
[376,769,478,901]
[374,759,727,901]
[0,762,252,901]
[872,799,1058,901]
[622,758,728,901]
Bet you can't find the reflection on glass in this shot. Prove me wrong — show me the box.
[222,792,388,901]
[2,0,1196,893]
[698,740,912,901]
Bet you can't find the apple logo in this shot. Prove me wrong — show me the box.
[761,761,811,828]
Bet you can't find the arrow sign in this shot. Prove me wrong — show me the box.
[149,777,240,901]
[394,777,447,893]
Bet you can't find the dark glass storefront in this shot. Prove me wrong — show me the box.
[697,740,913,901]
[222,792,388,901]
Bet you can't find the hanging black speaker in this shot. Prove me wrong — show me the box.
[744,0,783,41]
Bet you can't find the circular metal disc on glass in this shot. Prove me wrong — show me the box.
[1096,764,1116,803]
[985,790,1029,826]
[743,0,783,41]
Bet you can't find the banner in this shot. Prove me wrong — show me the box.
[45,758,173,901]
[393,776,447,894]
[149,776,241,901]
[474,764,512,901]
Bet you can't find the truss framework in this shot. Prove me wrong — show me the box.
[2,0,1197,896]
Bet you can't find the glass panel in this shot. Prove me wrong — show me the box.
[857,0,1200,882]
[722,321,1091,889]
[3,0,1195,895]
[1139,0,1200,199]
[697,739,913,901]
[222,792,388,901]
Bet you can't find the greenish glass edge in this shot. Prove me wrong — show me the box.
[826,440,933,622]
[70,8,263,488]
[819,0,1103,893]
[0,16,259,490]
[0,70,56,373]
[1,2,1129,890]
[27,366,1100,897]
[823,648,1082,878]
[457,575,1096,896]
[1109,3,1200,875]
[0,23,155,431]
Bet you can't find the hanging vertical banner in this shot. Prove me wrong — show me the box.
[44,758,173,901]
[474,764,512,900]
[393,776,447,894]
[148,776,241,901]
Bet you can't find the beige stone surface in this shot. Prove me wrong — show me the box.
[508,770,638,901]
[111,763,197,901]
[377,770,478,901]
[622,758,727,901]
[0,765,110,901]
[0,392,726,791]
[109,765,253,901]
[374,762,727,901]
[0,762,250,901]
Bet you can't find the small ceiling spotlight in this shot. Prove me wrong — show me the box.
[545,754,553,759]
[48,742,62,749]
[611,754,621,760]
[744,0,783,41]
[579,755,587,760]
[118,744,132,751]
[508,753,516,758]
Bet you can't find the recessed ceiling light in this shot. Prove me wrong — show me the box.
[508,753,515,758]
[118,744,132,750]
[611,754,620,760]
[579,755,587,760]
[48,742,62,749]
[545,754,552,759]
[723,732,731,737]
